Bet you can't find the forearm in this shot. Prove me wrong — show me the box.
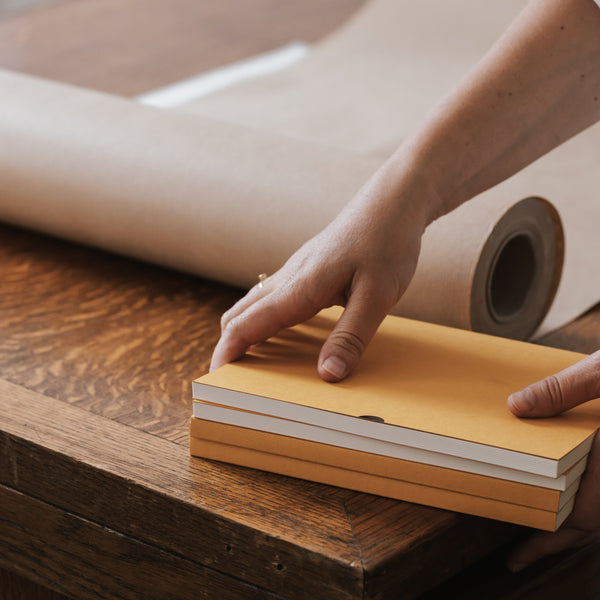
[373,0,600,225]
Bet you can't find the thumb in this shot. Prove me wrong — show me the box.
[318,290,388,383]
[508,350,600,418]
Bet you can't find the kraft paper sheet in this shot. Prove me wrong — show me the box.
[0,0,598,338]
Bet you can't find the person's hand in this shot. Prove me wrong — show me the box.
[210,166,435,381]
[506,351,600,572]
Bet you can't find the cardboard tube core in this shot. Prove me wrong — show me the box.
[488,233,536,323]
[471,197,563,339]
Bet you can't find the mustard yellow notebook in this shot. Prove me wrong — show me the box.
[194,308,599,477]
[189,435,575,531]
[190,417,582,512]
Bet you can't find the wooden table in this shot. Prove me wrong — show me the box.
[0,2,599,599]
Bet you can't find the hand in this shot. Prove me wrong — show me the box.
[210,165,434,381]
[506,351,600,572]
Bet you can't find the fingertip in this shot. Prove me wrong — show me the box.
[209,329,248,373]
[316,294,389,383]
[211,292,303,374]
[209,344,229,373]
[507,390,534,417]
[317,328,365,383]
[319,355,348,382]
[208,353,223,372]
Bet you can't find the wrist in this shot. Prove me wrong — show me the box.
[365,145,450,232]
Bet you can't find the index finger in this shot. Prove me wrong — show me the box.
[209,290,321,371]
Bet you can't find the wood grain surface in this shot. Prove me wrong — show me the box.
[0,224,237,444]
[0,0,599,598]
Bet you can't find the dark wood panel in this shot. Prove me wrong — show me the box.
[421,537,600,600]
[0,482,288,600]
[344,494,519,600]
[0,566,71,600]
[0,0,365,96]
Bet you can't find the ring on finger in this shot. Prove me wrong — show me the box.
[257,273,268,289]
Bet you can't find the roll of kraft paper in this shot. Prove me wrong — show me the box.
[181,0,600,336]
[0,68,562,339]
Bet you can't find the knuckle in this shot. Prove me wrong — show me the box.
[223,313,250,343]
[371,292,397,316]
[220,310,233,331]
[539,374,566,414]
[327,330,367,358]
[261,304,287,333]
[277,275,330,319]
[303,285,328,314]
[356,280,401,315]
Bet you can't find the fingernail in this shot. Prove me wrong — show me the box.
[508,392,533,415]
[322,356,347,380]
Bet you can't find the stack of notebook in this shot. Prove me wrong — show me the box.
[190,308,600,531]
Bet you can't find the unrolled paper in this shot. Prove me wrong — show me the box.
[1,0,598,340]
